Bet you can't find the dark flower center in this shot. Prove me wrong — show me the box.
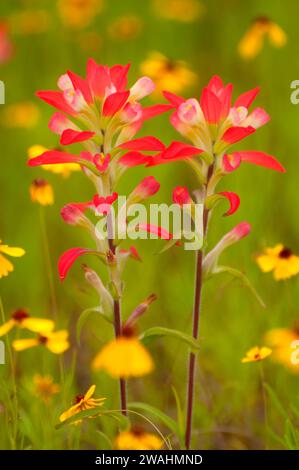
[75,394,85,404]
[279,248,292,259]
[12,309,30,322]
[254,16,270,25]
[38,335,48,344]
[33,178,47,188]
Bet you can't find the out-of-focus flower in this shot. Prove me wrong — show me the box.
[92,328,154,378]
[28,145,80,178]
[256,244,299,281]
[76,31,102,53]
[9,10,51,35]
[30,179,54,206]
[140,52,197,95]
[57,0,103,29]
[0,241,25,279]
[152,0,204,23]
[59,385,105,423]
[265,326,299,372]
[1,102,39,128]
[0,309,54,336]
[13,330,70,354]
[238,17,287,60]
[108,15,143,41]
[33,374,60,403]
[0,21,13,64]
[241,346,272,363]
[115,428,163,450]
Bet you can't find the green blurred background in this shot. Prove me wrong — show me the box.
[0,0,298,450]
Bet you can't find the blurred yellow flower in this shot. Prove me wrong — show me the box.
[152,0,204,23]
[108,15,143,41]
[59,385,105,423]
[9,10,51,35]
[0,309,54,336]
[57,0,103,29]
[115,428,163,450]
[13,330,70,354]
[1,102,40,128]
[241,346,272,363]
[30,179,54,206]
[238,17,287,60]
[28,145,80,178]
[0,241,25,279]
[92,335,154,378]
[140,52,197,95]
[33,374,61,403]
[265,327,299,372]
[77,31,102,53]
[256,244,299,281]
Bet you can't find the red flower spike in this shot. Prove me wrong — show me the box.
[173,186,192,206]
[218,191,240,216]
[93,153,110,172]
[60,129,95,146]
[232,151,286,172]
[87,60,110,97]
[36,90,76,115]
[234,87,260,109]
[110,63,131,91]
[103,91,130,116]
[28,149,90,166]
[67,70,93,104]
[134,176,160,198]
[221,126,255,144]
[200,87,222,124]
[163,90,185,107]
[118,151,150,167]
[93,193,118,215]
[118,136,165,151]
[58,247,92,281]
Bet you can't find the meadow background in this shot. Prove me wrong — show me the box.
[0,0,298,450]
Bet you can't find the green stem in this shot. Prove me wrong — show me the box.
[39,207,57,319]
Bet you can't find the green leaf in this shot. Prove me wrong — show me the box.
[140,327,200,351]
[128,402,179,437]
[156,237,179,254]
[205,193,223,211]
[76,306,113,345]
[264,383,289,420]
[171,386,184,444]
[214,265,265,308]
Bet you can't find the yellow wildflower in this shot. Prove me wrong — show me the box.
[0,309,54,337]
[13,330,70,354]
[108,15,143,41]
[59,385,105,423]
[152,0,204,23]
[265,327,299,372]
[30,179,54,206]
[115,428,163,450]
[239,17,287,60]
[33,374,61,403]
[57,0,103,30]
[1,102,39,128]
[140,52,197,95]
[92,332,154,378]
[0,241,25,278]
[241,346,272,363]
[256,244,299,281]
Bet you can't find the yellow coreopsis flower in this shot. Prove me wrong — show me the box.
[1,102,40,128]
[0,309,54,337]
[0,241,25,278]
[59,385,105,423]
[152,0,204,23]
[115,428,163,450]
[30,179,54,206]
[140,52,197,95]
[13,330,70,354]
[92,333,154,378]
[256,244,299,281]
[241,346,272,363]
[108,15,143,41]
[33,374,61,403]
[238,17,287,60]
[265,327,299,372]
[57,0,103,30]
[28,145,80,178]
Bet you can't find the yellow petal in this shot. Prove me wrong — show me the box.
[21,317,55,333]
[238,24,265,59]
[84,384,96,400]
[46,330,70,354]
[59,403,81,423]
[12,338,39,351]
[268,23,287,47]
[0,319,15,336]
[0,245,25,257]
[256,254,277,272]
[259,347,272,359]
[93,337,154,378]
[0,254,14,278]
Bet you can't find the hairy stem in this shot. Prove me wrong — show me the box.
[185,165,213,450]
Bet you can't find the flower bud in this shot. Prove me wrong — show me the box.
[61,203,88,226]
[132,176,160,201]
[177,99,203,125]
[173,186,192,206]
[130,77,155,100]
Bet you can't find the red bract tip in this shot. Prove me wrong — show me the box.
[173,186,192,206]
[58,247,92,281]
[218,191,240,216]
[134,176,160,199]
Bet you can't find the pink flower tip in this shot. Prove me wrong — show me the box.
[61,203,86,225]
[135,176,160,199]
[230,221,251,241]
